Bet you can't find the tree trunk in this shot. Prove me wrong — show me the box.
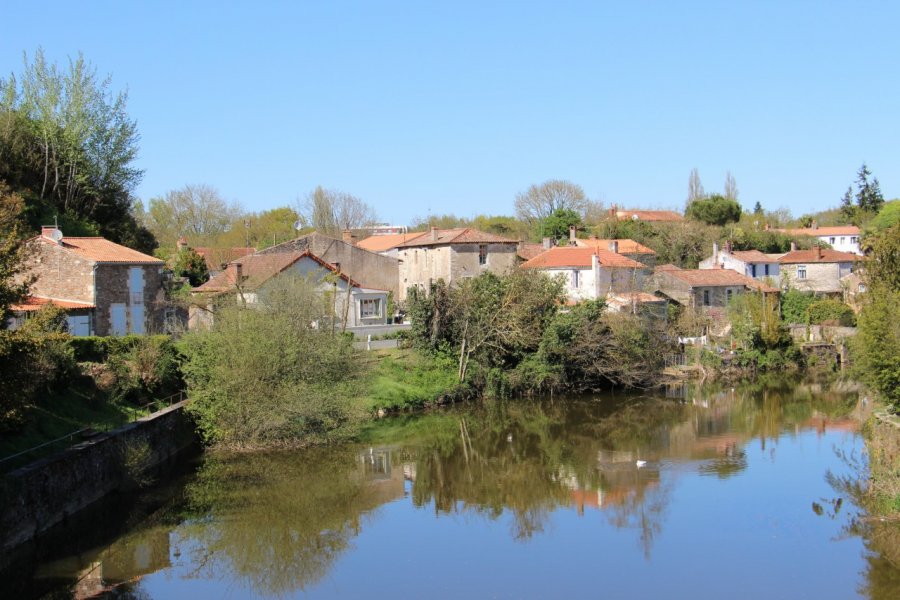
[457,322,468,382]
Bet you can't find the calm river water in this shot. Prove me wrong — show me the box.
[5,379,900,599]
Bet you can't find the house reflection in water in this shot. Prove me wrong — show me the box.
[359,447,417,506]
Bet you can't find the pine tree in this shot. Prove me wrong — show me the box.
[840,186,857,222]
[753,201,763,215]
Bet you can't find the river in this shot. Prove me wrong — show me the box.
[4,379,900,599]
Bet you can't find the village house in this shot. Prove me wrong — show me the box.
[574,237,658,267]
[395,227,520,301]
[650,264,779,311]
[604,292,669,319]
[520,246,648,303]
[176,237,256,276]
[356,231,428,258]
[777,246,861,295]
[773,224,862,255]
[190,250,389,330]
[257,231,401,297]
[11,226,166,335]
[698,242,780,281]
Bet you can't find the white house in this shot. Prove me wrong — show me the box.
[520,246,648,303]
[774,225,862,255]
[698,242,780,281]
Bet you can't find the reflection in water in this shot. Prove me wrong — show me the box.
[10,378,900,599]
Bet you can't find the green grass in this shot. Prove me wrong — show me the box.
[0,386,140,471]
[360,348,461,412]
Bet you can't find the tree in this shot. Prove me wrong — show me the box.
[724,171,739,202]
[840,186,856,223]
[172,247,210,287]
[0,183,31,324]
[753,201,763,215]
[686,168,705,207]
[855,163,885,213]
[144,184,243,250]
[542,208,582,241]
[302,186,377,237]
[685,194,742,226]
[514,180,588,224]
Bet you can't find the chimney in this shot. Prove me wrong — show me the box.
[542,237,552,250]
[342,229,355,245]
[333,262,341,273]
[816,245,822,259]
[176,236,188,251]
[517,240,525,254]
[592,252,599,270]
[230,262,243,285]
[569,225,577,244]
[41,225,62,244]
[431,227,438,242]
[608,240,619,253]
[725,240,733,253]
[713,241,719,262]
[811,220,818,231]
[790,241,797,252]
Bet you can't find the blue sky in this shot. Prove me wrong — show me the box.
[2,1,898,225]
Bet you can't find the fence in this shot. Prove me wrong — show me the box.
[664,353,688,368]
[0,390,186,474]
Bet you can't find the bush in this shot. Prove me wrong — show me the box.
[781,290,815,324]
[807,299,856,326]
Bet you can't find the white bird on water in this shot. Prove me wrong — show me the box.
[635,460,647,468]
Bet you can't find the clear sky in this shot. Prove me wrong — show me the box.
[3,1,898,225]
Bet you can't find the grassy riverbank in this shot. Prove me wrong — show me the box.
[361,348,468,412]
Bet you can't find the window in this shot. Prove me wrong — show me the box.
[703,290,710,306]
[840,236,845,245]
[571,269,580,288]
[726,289,733,303]
[797,265,807,280]
[360,298,382,319]
[478,244,488,266]
[829,237,836,244]
[764,264,770,276]
[750,264,757,277]
[851,236,858,244]
[859,283,866,293]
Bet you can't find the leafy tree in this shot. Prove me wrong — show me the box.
[806,299,856,326]
[686,193,742,226]
[781,290,816,324]
[172,247,210,287]
[865,199,900,238]
[541,207,582,241]
[218,206,302,250]
[301,186,377,237]
[144,184,243,250]
[0,182,31,324]
[514,179,588,224]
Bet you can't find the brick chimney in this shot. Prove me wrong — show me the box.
[569,225,577,244]
[607,240,619,253]
[229,262,244,285]
[41,225,63,244]
[811,220,818,231]
[816,245,823,259]
[542,237,552,249]
[342,229,355,245]
[713,241,719,263]
[790,241,797,252]
[431,227,438,242]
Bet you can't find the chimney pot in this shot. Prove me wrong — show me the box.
[342,229,355,245]
[431,227,438,242]
[542,237,552,250]
[232,262,243,284]
[569,225,577,243]
[790,241,797,252]
[608,240,619,253]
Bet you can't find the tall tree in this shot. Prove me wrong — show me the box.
[302,186,377,237]
[724,171,739,202]
[514,180,588,224]
[855,163,885,213]
[144,184,243,250]
[0,183,31,324]
[753,201,763,215]
[685,194,742,226]
[686,168,706,208]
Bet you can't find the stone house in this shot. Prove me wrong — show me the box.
[651,265,779,310]
[259,231,400,297]
[190,250,390,330]
[773,224,862,255]
[15,227,166,335]
[395,228,520,302]
[356,231,428,259]
[698,242,780,281]
[777,247,861,295]
[520,246,648,304]
[574,237,658,268]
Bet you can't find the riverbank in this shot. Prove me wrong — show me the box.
[864,405,900,516]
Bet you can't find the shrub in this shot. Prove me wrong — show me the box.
[807,299,856,326]
[781,290,815,324]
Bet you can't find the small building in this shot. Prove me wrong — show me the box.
[395,227,520,301]
[520,246,648,303]
[16,227,166,335]
[605,292,669,319]
[698,242,780,281]
[356,231,428,258]
[6,296,95,335]
[777,247,861,295]
[574,237,658,268]
[190,250,389,330]
[651,265,779,310]
[773,224,862,255]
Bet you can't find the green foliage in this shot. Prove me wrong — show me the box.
[806,299,856,326]
[597,219,716,268]
[865,199,900,239]
[728,292,798,371]
[686,194,742,226]
[365,349,463,411]
[180,275,365,448]
[781,290,816,324]
[0,182,31,323]
[172,247,210,287]
[541,207,582,241]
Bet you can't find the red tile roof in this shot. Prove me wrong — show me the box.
[606,292,666,305]
[775,226,860,237]
[10,296,95,312]
[356,232,428,252]
[396,228,518,248]
[516,242,546,261]
[659,267,779,292]
[194,247,256,270]
[575,238,657,254]
[521,247,647,269]
[730,250,778,264]
[193,250,367,293]
[615,209,683,222]
[34,236,163,264]
[777,249,862,264]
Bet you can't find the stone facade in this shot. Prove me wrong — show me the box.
[92,264,167,335]
[22,240,95,304]
[780,262,853,294]
[398,243,518,301]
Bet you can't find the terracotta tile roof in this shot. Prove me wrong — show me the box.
[615,209,683,222]
[575,238,657,255]
[194,247,256,270]
[357,232,428,252]
[775,226,860,237]
[396,228,518,248]
[777,249,862,264]
[606,292,666,305]
[34,236,163,264]
[516,242,546,261]
[193,250,365,293]
[730,249,779,264]
[660,267,779,292]
[11,296,95,311]
[521,246,647,269]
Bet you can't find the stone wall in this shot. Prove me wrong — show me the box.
[449,244,518,280]
[781,262,847,294]
[20,239,95,304]
[93,264,167,335]
[0,402,197,556]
